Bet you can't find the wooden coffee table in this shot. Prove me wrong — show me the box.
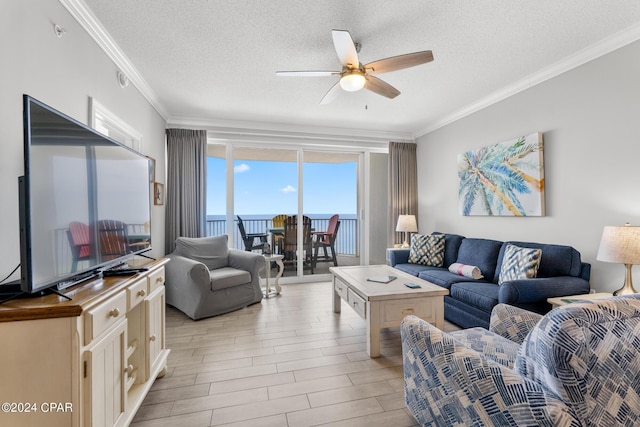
[330,265,448,357]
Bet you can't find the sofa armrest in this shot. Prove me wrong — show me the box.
[489,304,543,344]
[164,254,212,320]
[499,276,590,305]
[401,315,576,426]
[579,262,591,281]
[388,249,410,266]
[228,249,264,279]
[165,254,210,291]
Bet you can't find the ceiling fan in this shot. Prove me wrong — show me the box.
[276,29,434,105]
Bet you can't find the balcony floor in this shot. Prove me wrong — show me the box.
[269,254,361,278]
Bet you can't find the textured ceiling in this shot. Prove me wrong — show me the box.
[81,0,640,137]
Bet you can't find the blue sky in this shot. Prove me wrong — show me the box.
[206,157,357,216]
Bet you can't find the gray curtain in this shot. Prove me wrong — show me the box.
[165,128,207,253]
[388,142,418,247]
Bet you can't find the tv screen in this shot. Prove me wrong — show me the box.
[20,95,152,294]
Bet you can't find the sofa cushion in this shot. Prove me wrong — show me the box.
[434,232,466,267]
[495,241,583,280]
[408,233,445,266]
[450,281,500,312]
[515,296,640,423]
[498,244,542,285]
[209,267,251,291]
[455,238,503,281]
[394,263,441,277]
[174,235,229,270]
[418,269,482,289]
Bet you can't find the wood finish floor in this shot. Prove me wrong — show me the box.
[131,281,459,427]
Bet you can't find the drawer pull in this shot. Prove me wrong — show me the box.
[109,308,120,318]
[352,301,358,306]
[402,308,415,315]
[149,335,157,342]
[337,287,343,292]
[124,364,134,375]
[137,289,146,297]
[156,277,163,283]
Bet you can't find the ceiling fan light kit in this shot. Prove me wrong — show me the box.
[340,71,366,91]
[276,29,433,104]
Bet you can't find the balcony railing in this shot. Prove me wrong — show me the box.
[205,216,359,256]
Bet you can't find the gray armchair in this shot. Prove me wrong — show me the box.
[165,235,263,320]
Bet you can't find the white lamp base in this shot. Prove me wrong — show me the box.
[401,231,413,248]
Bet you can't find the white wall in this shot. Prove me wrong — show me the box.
[416,40,640,294]
[0,0,166,283]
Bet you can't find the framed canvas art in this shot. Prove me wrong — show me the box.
[154,182,164,205]
[458,132,545,216]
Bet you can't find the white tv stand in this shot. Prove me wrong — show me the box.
[0,258,169,427]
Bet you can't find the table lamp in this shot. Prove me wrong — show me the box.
[596,223,640,295]
[396,214,418,248]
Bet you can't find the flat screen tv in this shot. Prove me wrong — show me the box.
[19,95,152,294]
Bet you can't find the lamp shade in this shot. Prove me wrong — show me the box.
[396,215,418,233]
[596,224,640,264]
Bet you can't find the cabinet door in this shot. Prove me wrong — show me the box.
[145,286,165,377]
[85,319,127,427]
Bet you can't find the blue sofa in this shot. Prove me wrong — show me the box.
[389,233,591,328]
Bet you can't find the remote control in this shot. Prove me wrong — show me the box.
[404,283,421,289]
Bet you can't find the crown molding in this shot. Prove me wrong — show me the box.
[59,0,169,120]
[414,22,640,138]
[62,0,640,141]
[59,0,409,142]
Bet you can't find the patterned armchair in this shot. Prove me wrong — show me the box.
[402,295,640,426]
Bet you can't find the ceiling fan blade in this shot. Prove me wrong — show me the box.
[364,75,400,99]
[276,70,340,77]
[365,51,433,75]
[320,81,342,105]
[332,29,359,67]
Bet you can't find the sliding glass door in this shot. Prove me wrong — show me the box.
[206,144,361,281]
[303,151,359,276]
[232,147,298,257]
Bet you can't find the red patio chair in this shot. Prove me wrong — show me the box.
[312,214,340,266]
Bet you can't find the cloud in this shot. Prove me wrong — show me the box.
[281,185,296,193]
[234,163,250,173]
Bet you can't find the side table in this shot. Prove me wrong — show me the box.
[262,254,284,297]
[547,292,613,309]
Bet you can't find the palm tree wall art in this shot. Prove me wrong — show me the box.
[458,132,545,216]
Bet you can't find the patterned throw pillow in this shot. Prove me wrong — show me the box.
[498,244,542,285]
[408,233,445,266]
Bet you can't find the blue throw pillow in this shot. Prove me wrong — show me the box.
[408,233,445,267]
[499,244,542,285]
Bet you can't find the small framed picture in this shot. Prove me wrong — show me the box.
[154,182,164,205]
[147,156,156,182]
